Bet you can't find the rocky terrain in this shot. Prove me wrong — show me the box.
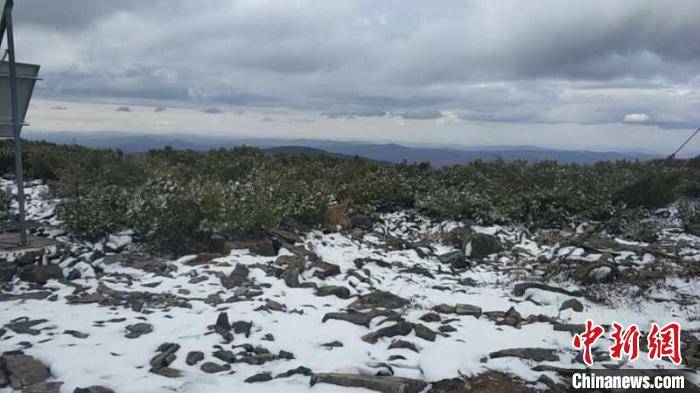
[1,179,700,392]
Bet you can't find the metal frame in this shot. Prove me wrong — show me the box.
[1,0,28,245]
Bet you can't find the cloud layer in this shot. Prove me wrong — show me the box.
[9,0,700,144]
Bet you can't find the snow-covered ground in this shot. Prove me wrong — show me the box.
[1,180,699,392]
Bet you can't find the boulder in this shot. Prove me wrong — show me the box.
[221,264,249,288]
[316,285,351,299]
[559,298,583,312]
[463,233,503,259]
[311,260,341,279]
[350,215,373,230]
[124,323,153,339]
[437,250,467,268]
[454,304,482,318]
[414,324,436,342]
[349,291,410,311]
[19,265,62,284]
[185,351,204,366]
[200,362,229,373]
[3,354,51,389]
[311,373,427,393]
[281,266,300,288]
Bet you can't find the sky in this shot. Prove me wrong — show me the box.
[7,0,700,154]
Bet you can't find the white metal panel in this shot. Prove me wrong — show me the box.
[0,61,40,138]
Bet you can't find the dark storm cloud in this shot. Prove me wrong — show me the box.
[13,0,168,29]
[8,0,700,128]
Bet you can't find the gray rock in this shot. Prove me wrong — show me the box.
[463,233,503,259]
[362,322,414,344]
[221,264,249,288]
[4,318,48,335]
[213,350,236,363]
[281,266,300,288]
[200,362,229,373]
[437,250,467,268]
[73,385,116,393]
[63,330,89,339]
[349,291,409,311]
[388,339,418,353]
[489,347,559,362]
[215,312,231,331]
[23,382,63,393]
[188,275,208,284]
[268,228,302,245]
[19,265,63,284]
[185,351,204,366]
[150,367,181,378]
[124,323,153,339]
[454,304,482,318]
[3,354,51,389]
[0,291,52,302]
[350,215,373,230]
[150,343,179,370]
[311,261,341,279]
[316,285,351,299]
[321,341,344,348]
[244,372,273,383]
[419,312,441,322]
[311,373,427,393]
[322,311,374,327]
[414,324,436,342]
[238,353,277,365]
[275,366,313,379]
[232,320,252,337]
[559,298,584,312]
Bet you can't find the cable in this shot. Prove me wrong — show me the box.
[667,127,700,160]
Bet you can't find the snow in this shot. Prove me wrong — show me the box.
[1,180,699,391]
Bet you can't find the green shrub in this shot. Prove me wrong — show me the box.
[618,169,680,209]
[10,138,698,253]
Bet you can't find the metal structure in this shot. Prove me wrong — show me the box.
[667,127,700,161]
[1,0,41,246]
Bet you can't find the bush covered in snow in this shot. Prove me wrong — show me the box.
[0,139,695,252]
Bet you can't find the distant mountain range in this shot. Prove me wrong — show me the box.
[23,131,660,166]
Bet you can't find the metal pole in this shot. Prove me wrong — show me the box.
[4,0,28,246]
[0,1,7,50]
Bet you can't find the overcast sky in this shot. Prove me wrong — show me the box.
[8,0,700,154]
